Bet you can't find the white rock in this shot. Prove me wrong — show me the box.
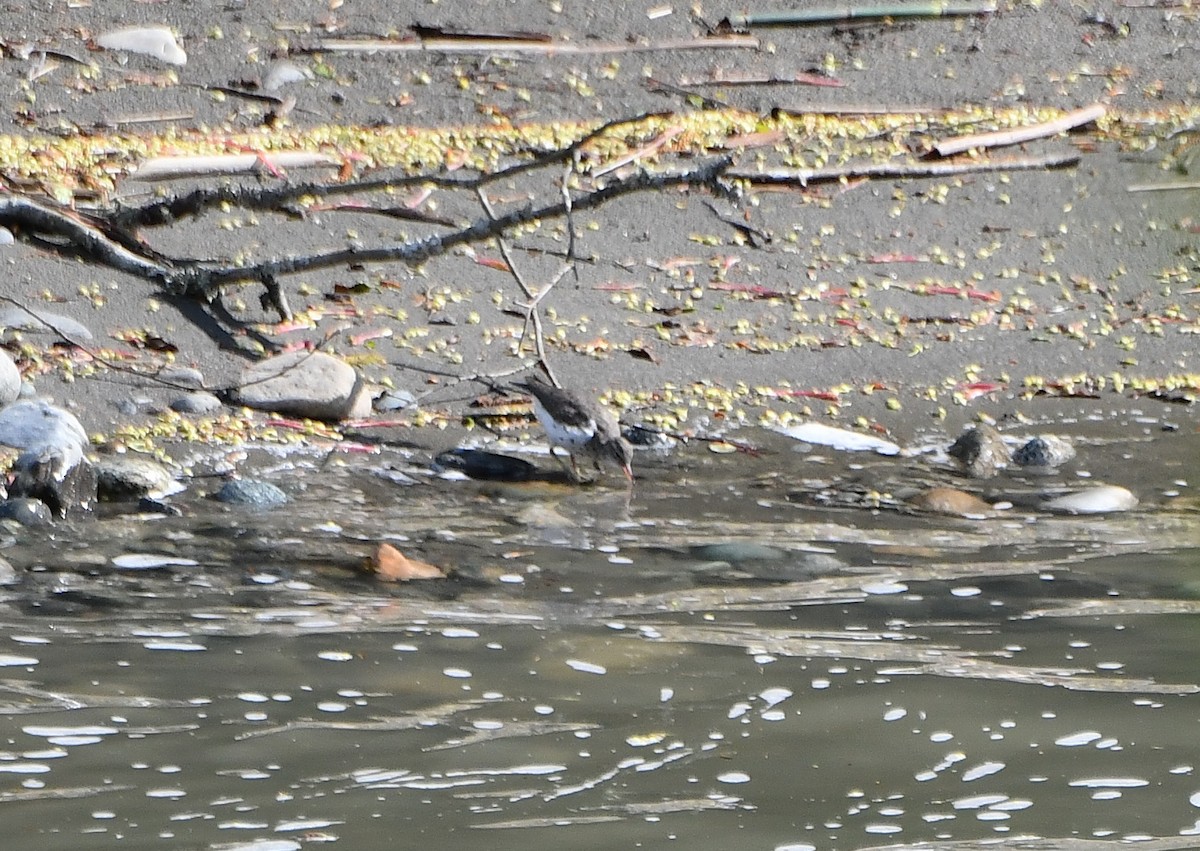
[773,421,901,455]
[1043,485,1138,515]
[235,351,363,421]
[0,351,19,404]
[96,26,187,66]
[263,59,313,91]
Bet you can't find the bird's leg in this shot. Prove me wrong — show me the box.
[569,453,595,484]
[549,446,582,482]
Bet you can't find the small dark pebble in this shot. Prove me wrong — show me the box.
[0,498,54,526]
[1013,436,1076,468]
[215,479,289,508]
[433,448,537,481]
[624,425,675,449]
[138,497,182,516]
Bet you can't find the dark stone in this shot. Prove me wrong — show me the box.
[1013,436,1076,468]
[0,498,54,526]
[138,497,183,516]
[215,478,289,508]
[433,448,538,481]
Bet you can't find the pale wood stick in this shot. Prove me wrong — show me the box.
[1127,180,1200,193]
[933,104,1105,157]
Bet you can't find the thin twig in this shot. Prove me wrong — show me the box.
[726,150,1080,186]
[300,34,759,56]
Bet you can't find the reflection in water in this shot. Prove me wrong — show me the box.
[2,421,1200,849]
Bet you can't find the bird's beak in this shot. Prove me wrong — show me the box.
[622,463,634,482]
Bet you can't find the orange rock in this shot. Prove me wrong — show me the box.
[908,487,993,517]
[371,543,446,582]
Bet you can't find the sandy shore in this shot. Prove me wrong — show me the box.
[2,2,1198,461]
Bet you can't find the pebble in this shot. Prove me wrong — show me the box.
[1013,436,1076,468]
[215,479,289,508]
[235,351,364,421]
[158,366,206,390]
[948,424,1010,479]
[170,391,223,414]
[908,487,993,517]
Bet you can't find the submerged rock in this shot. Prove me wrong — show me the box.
[215,478,289,508]
[433,448,537,481]
[948,424,1010,479]
[235,351,365,421]
[691,542,787,563]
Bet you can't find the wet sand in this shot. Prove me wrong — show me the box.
[2,3,1198,460]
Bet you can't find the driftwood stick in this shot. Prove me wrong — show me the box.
[932,104,1105,157]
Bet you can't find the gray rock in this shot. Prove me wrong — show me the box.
[0,498,54,527]
[158,366,206,390]
[0,398,95,517]
[0,307,93,341]
[170,391,224,414]
[948,424,1010,479]
[0,350,19,404]
[215,479,288,508]
[234,351,362,421]
[1013,435,1076,468]
[95,456,176,500]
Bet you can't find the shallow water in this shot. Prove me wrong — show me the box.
[3,408,1200,850]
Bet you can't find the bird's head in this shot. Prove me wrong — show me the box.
[602,436,634,482]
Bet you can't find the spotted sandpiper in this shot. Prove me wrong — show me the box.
[518,373,633,483]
